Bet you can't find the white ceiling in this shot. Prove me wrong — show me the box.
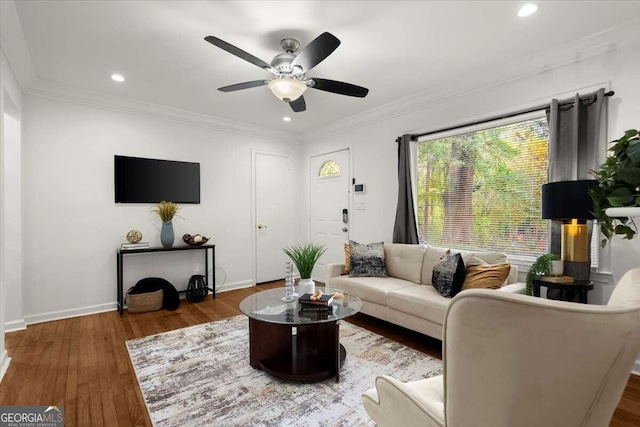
[10,1,640,135]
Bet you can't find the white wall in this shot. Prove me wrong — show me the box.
[21,95,299,321]
[302,41,640,306]
[1,47,25,380]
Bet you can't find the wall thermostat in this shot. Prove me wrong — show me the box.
[354,184,366,193]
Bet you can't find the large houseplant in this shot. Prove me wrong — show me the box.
[283,243,326,294]
[589,129,640,246]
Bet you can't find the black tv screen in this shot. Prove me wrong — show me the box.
[115,156,200,204]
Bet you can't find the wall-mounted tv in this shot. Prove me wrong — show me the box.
[115,155,200,204]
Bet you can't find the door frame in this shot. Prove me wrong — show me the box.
[252,149,294,285]
[308,147,352,281]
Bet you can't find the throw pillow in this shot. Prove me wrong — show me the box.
[431,250,466,298]
[462,263,511,291]
[342,243,351,275]
[349,240,387,277]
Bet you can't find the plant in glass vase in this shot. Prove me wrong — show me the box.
[151,201,182,248]
[282,243,326,295]
[589,129,640,247]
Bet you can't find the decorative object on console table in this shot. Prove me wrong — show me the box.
[151,201,182,248]
[282,243,326,295]
[589,129,640,246]
[121,242,150,250]
[541,180,597,282]
[126,229,143,244]
[525,253,559,296]
[182,233,210,246]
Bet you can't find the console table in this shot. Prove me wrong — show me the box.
[116,244,215,316]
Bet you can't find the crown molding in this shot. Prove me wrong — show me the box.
[0,1,36,91]
[27,79,299,143]
[303,20,640,142]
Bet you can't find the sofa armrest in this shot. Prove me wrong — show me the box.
[325,263,345,284]
[499,282,526,294]
[362,375,445,427]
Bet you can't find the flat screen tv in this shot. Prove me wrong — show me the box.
[115,155,200,204]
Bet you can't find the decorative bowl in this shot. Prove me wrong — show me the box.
[182,234,209,246]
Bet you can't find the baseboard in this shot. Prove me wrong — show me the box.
[4,319,26,332]
[0,350,10,382]
[24,302,118,326]
[217,280,254,293]
[633,358,640,376]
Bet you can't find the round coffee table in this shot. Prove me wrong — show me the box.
[239,286,362,382]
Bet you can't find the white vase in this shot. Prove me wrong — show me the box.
[298,278,315,295]
[551,260,564,276]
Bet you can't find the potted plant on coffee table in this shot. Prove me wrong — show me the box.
[283,243,327,295]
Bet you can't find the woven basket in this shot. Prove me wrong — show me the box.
[126,288,163,313]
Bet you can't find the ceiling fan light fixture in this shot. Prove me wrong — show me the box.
[268,78,307,102]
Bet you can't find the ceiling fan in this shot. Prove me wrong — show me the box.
[204,32,369,112]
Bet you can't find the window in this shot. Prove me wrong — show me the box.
[416,114,549,257]
[318,160,341,177]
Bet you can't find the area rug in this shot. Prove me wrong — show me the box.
[126,315,443,427]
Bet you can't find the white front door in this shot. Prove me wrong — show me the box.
[255,152,292,283]
[309,149,350,281]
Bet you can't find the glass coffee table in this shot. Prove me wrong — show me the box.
[239,286,362,382]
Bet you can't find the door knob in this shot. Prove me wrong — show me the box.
[257,224,267,229]
[342,227,348,232]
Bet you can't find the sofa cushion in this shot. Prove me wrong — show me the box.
[384,243,426,284]
[387,285,449,325]
[342,243,351,275]
[349,241,387,277]
[462,263,511,290]
[421,245,508,286]
[329,276,415,306]
[432,251,466,298]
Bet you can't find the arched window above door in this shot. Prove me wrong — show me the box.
[318,160,341,177]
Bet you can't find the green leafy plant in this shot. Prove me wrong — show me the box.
[150,201,181,223]
[282,244,327,279]
[526,253,559,296]
[589,129,640,246]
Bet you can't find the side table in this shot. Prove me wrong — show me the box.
[533,276,594,304]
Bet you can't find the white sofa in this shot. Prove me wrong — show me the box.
[326,243,525,340]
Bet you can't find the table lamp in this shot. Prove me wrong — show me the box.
[541,180,598,281]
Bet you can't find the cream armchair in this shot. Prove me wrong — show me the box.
[363,268,640,427]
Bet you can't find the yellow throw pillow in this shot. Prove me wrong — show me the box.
[462,263,511,290]
[342,243,351,275]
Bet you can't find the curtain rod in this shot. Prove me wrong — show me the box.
[409,90,614,141]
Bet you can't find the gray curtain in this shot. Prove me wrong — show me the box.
[393,134,419,244]
[546,88,606,257]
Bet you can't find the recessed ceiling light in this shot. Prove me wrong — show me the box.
[111,74,125,82]
[283,117,292,122]
[518,3,538,17]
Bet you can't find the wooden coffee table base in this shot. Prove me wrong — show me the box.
[248,317,346,382]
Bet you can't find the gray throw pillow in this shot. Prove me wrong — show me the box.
[349,241,387,277]
[432,251,466,298]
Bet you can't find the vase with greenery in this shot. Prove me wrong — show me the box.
[151,201,182,248]
[282,243,327,294]
[589,129,640,247]
[526,253,560,296]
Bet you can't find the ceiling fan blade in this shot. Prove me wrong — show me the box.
[218,80,268,92]
[205,36,275,73]
[310,78,369,98]
[291,32,340,73]
[289,96,306,112]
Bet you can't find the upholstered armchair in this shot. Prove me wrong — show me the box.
[362,268,640,427]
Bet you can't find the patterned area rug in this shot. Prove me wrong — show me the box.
[126,315,442,427]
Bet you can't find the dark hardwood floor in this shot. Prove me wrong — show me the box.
[1,281,639,426]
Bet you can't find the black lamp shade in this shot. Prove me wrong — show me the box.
[541,180,597,220]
